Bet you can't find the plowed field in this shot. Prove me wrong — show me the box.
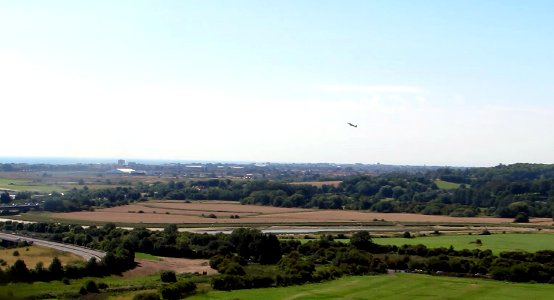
[50,200,554,225]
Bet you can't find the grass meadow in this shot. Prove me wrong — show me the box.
[0,175,134,193]
[434,179,463,190]
[0,178,66,193]
[3,267,554,300]
[0,273,162,299]
[188,273,554,300]
[134,252,161,261]
[373,233,554,254]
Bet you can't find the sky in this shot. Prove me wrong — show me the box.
[1,1,553,167]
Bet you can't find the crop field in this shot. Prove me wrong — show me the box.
[188,273,554,300]
[0,245,83,267]
[41,200,554,226]
[374,233,554,254]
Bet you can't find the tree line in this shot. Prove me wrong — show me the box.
[0,221,134,284]
[4,220,554,290]
[24,163,554,220]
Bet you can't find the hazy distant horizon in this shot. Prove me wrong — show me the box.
[0,155,536,168]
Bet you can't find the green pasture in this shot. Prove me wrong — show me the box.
[0,273,161,299]
[0,178,65,193]
[0,177,131,194]
[135,252,161,260]
[374,233,554,254]
[294,233,554,254]
[188,273,554,300]
[434,179,462,190]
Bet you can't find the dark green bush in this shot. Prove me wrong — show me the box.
[160,270,177,283]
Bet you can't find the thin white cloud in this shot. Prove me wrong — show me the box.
[318,85,427,94]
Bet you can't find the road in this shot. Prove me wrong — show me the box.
[0,204,40,210]
[0,232,105,261]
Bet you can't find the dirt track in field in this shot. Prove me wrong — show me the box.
[50,200,554,225]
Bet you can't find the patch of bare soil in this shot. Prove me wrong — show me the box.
[122,257,217,278]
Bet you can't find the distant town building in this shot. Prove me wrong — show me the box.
[107,168,147,175]
[117,159,126,165]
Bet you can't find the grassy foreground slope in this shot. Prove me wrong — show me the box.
[373,233,554,254]
[0,274,160,299]
[189,273,554,300]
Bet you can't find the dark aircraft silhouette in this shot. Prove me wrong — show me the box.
[347,122,358,128]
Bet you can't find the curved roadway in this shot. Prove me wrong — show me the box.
[0,232,105,261]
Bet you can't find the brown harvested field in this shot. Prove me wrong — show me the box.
[92,203,254,217]
[122,257,216,278]
[49,200,553,225]
[249,210,553,224]
[143,201,309,213]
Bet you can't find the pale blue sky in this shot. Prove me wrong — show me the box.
[1,1,553,166]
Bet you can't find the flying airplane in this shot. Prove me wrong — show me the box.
[347,122,358,128]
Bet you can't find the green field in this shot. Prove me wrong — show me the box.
[11,272,553,300]
[135,252,161,260]
[0,273,161,299]
[374,233,554,254]
[188,273,554,300]
[0,177,132,194]
[297,233,554,254]
[434,179,463,190]
[0,178,66,193]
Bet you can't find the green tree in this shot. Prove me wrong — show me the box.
[133,292,160,300]
[253,234,282,264]
[229,228,261,259]
[85,280,99,293]
[514,212,529,223]
[48,257,64,279]
[350,231,374,251]
[0,192,11,204]
[32,261,51,282]
[9,259,30,282]
[160,281,196,300]
[160,270,177,283]
[218,261,246,275]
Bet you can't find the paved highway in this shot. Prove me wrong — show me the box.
[0,204,40,210]
[0,232,105,261]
